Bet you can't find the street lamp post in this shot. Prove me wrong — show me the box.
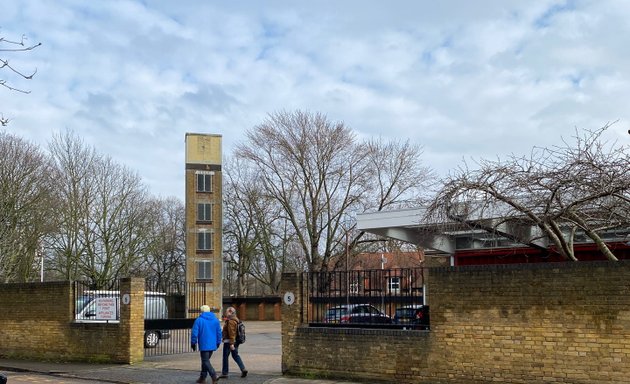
[380,253,386,311]
[345,230,349,309]
[37,244,44,282]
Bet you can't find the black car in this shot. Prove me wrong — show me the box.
[324,304,392,324]
[393,305,430,329]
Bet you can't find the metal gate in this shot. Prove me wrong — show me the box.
[144,318,195,357]
[144,280,218,357]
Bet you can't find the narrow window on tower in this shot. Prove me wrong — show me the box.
[196,172,213,192]
[197,231,213,251]
[197,203,212,223]
[196,260,213,280]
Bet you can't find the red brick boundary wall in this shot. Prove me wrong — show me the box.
[0,278,144,364]
[281,261,630,383]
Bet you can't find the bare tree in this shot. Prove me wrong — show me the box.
[0,132,53,282]
[46,131,151,287]
[236,111,365,272]
[337,137,434,265]
[223,162,258,295]
[427,124,630,261]
[0,31,41,126]
[362,137,433,211]
[80,156,150,287]
[547,126,630,260]
[235,110,432,272]
[223,158,290,295]
[1,129,184,285]
[142,196,186,291]
[46,131,99,280]
[223,159,256,295]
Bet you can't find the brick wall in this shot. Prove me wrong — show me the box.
[223,297,282,320]
[0,278,144,364]
[282,261,630,383]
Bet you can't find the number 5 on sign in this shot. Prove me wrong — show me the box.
[283,291,295,305]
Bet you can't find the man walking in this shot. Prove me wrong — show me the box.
[191,305,222,384]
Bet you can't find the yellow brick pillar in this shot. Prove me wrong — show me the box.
[118,277,145,364]
[280,273,302,374]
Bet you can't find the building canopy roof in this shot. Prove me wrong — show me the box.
[357,207,630,256]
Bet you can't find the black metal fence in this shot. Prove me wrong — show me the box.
[72,280,221,357]
[143,280,223,357]
[73,280,122,322]
[304,267,429,330]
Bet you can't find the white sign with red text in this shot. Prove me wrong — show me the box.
[96,297,117,320]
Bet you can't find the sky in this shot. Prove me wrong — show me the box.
[2,0,629,200]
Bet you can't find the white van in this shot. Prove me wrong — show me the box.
[75,290,170,348]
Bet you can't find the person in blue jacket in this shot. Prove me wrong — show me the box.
[191,305,222,384]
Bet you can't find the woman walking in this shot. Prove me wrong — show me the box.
[219,307,248,378]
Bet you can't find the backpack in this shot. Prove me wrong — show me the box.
[235,320,246,344]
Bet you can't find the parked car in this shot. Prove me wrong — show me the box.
[75,290,171,348]
[324,304,392,324]
[393,304,430,329]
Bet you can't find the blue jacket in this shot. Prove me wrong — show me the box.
[191,312,222,351]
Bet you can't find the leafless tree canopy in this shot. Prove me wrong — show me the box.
[46,131,153,287]
[0,132,53,282]
[234,110,432,273]
[0,129,186,286]
[0,31,41,126]
[223,157,291,295]
[142,196,186,291]
[0,130,186,288]
[426,124,630,261]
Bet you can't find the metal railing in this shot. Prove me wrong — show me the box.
[144,280,217,357]
[72,280,221,356]
[73,281,122,322]
[304,267,429,330]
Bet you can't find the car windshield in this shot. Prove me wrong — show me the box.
[354,305,378,314]
[326,307,347,318]
[76,296,94,313]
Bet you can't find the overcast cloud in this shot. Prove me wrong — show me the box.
[2,0,629,200]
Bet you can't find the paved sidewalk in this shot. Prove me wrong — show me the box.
[0,358,359,384]
[0,321,362,384]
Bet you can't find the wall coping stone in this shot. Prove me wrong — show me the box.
[431,259,630,274]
